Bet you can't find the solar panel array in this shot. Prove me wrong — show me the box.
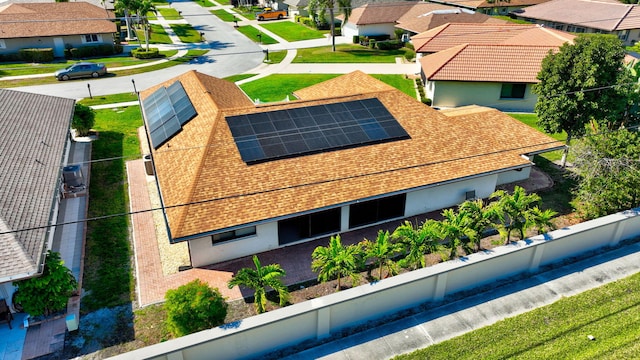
[226,98,410,164]
[142,81,197,149]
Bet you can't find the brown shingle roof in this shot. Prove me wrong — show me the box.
[0,2,116,39]
[435,0,550,10]
[142,71,561,241]
[420,43,559,82]
[347,2,421,25]
[516,0,640,31]
[0,89,74,282]
[397,9,510,34]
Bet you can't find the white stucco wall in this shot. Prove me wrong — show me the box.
[496,166,531,185]
[1,34,116,56]
[427,80,538,112]
[342,22,359,40]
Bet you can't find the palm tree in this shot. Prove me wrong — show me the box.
[227,255,289,314]
[363,230,402,280]
[136,0,157,51]
[527,206,558,235]
[439,208,474,259]
[392,220,442,270]
[311,234,363,291]
[490,186,542,244]
[115,0,137,41]
[307,0,351,51]
[459,199,494,252]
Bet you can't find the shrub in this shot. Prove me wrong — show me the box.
[132,47,161,59]
[13,251,78,317]
[67,44,117,59]
[404,48,415,61]
[394,28,404,40]
[18,48,54,63]
[376,40,403,50]
[353,35,360,44]
[0,53,21,62]
[73,103,96,137]
[369,39,376,49]
[404,42,414,50]
[165,279,227,337]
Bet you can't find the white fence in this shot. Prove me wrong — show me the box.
[110,208,640,360]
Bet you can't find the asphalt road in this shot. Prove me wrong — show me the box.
[13,0,263,99]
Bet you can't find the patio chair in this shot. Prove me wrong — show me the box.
[0,298,13,329]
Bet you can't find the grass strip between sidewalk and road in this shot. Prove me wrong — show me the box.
[236,25,278,45]
[210,9,238,22]
[395,269,640,360]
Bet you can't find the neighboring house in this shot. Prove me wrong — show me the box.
[283,0,309,17]
[396,7,510,35]
[428,0,551,15]
[511,0,640,46]
[0,89,75,309]
[0,2,117,58]
[139,70,562,267]
[412,23,574,111]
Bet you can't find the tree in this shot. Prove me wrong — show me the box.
[227,255,289,314]
[165,279,227,336]
[490,186,541,243]
[13,251,77,317]
[307,0,351,52]
[459,199,494,252]
[533,34,634,167]
[392,220,441,270]
[439,208,474,259]
[363,230,402,280]
[136,0,157,51]
[115,0,137,41]
[571,128,640,219]
[311,234,363,291]
[527,206,558,235]
[72,103,95,137]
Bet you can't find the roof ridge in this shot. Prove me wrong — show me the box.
[421,43,469,78]
[613,4,634,31]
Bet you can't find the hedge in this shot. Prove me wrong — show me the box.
[131,47,161,59]
[18,48,54,63]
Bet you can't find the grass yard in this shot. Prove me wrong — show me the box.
[224,74,257,83]
[236,25,278,44]
[157,7,182,20]
[192,0,217,7]
[264,50,287,64]
[395,270,640,360]
[82,105,142,312]
[259,21,325,42]
[210,9,238,22]
[293,44,408,63]
[137,23,172,44]
[370,74,416,99]
[78,93,138,106]
[508,112,567,162]
[169,24,203,43]
[214,0,230,4]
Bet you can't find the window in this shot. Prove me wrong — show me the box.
[82,34,100,43]
[0,39,5,49]
[278,208,341,245]
[500,83,526,99]
[211,226,256,245]
[349,194,406,228]
[618,30,630,41]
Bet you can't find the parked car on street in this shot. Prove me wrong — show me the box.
[54,62,107,81]
[255,7,287,21]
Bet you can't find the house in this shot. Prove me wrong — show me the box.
[283,0,308,17]
[428,0,551,16]
[139,70,563,267]
[0,89,75,308]
[0,2,117,58]
[511,0,640,46]
[412,23,574,111]
[396,7,510,36]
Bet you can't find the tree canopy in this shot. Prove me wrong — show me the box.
[307,0,351,51]
[533,34,634,166]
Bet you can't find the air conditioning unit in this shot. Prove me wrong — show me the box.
[63,165,84,188]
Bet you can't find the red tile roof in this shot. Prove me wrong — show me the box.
[141,71,561,241]
[0,2,116,38]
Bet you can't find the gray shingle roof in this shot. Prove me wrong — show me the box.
[0,89,74,282]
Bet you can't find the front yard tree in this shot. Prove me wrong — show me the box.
[307,0,351,52]
[136,0,157,51]
[490,186,541,243]
[72,103,95,137]
[571,128,640,219]
[115,0,137,41]
[311,234,362,291]
[13,251,77,317]
[363,230,402,280]
[227,255,289,314]
[533,34,633,167]
[165,279,227,336]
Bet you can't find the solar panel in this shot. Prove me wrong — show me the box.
[226,98,410,164]
[142,81,197,149]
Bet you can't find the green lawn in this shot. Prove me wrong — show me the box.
[157,7,183,20]
[214,0,230,4]
[193,0,217,7]
[82,105,142,312]
[210,9,238,22]
[239,74,415,103]
[259,21,325,42]
[293,44,408,63]
[236,25,278,45]
[395,270,640,360]
[138,23,172,44]
[170,24,203,43]
[264,50,287,64]
[224,74,257,83]
[78,93,139,106]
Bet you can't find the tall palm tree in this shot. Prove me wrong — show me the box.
[392,220,442,270]
[527,206,558,235]
[490,186,541,244]
[115,0,137,41]
[439,208,474,259]
[307,0,351,51]
[227,255,289,314]
[136,0,157,51]
[363,230,402,280]
[459,199,494,252]
[311,234,362,291]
